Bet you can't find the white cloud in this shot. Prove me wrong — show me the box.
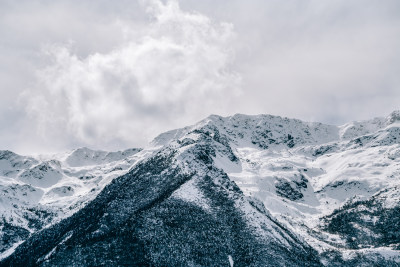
[2,0,399,153]
[193,0,400,124]
[21,0,240,152]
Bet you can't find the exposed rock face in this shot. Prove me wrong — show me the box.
[1,111,400,266]
[2,139,320,266]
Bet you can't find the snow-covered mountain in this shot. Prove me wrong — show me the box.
[0,147,143,257]
[1,111,400,266]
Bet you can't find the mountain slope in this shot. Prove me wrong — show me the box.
[152,111,400,265]
[1,111,400,266]
[1,136,321,266]
[0,147,143,257]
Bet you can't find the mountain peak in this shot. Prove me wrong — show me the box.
[65,147,141,167]
[2,112,400,265]
[386,110,400,124]
[153,113,339,149]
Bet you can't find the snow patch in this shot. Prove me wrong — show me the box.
[171,178,210,211]
[228,255,234,267]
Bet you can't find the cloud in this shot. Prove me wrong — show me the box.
[2,0,399,153]
[178,0,400,123]
[21,0,240,152]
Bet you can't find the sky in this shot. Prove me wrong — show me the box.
[1,0,399,154]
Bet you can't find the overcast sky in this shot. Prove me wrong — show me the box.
[1,0,399,154]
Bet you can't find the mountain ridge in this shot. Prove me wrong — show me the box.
[1,110,400,265]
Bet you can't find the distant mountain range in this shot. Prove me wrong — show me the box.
[1,111,400,266]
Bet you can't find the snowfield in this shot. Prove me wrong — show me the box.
[1,111,400,265]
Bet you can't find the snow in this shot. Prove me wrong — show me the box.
[224,139,400,251]
[18,161,63,188]
[0,241,24,260]
[228,255,234,267]
[0,146,147,258]
[218,114,399,258]
[171,177,211,211]
[63,147,141,167]
[165,111,400,258]
[1,110,400,262]
[39,231,73,262]
[153,113,341,148]
[341,247,400,262]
